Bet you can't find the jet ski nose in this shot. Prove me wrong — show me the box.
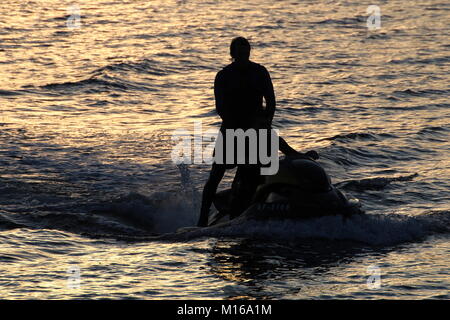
[290,159,332,192]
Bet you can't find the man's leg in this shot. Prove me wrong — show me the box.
[198,163,226,227]
[229,165,261,219]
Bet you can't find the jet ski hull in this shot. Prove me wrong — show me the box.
[208,158,364,227]
[209,187,363,226]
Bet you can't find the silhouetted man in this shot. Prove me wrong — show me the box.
[196,37,276,227]
[197,37,315,227]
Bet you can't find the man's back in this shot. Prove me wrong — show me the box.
[215,61,275,129]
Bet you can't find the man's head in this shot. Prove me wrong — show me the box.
[230,37,251,61]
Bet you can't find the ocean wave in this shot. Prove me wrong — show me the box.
[107,210,450,247]
[91,190,198,235]
[0,165,445,249]
[314,16,367,26]
[30,58,180,94]
[0,212,23,231]
[36,73,160,94]
[0,89,22,96]
[0,208,149,237]
[0,186,198,238]
[392,88,450,97]
[336,173,419,191]
[196,211,446,246]
[321,131,395,142]
[95,59,171,76]
[361,33,390,41]
[54,183,446,248]
[40,76,129,92]
[388,56,450,65]
[417,126,449,135]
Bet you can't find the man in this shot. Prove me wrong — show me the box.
[197,37,316,227]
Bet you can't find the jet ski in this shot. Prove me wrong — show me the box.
[208,156,364,226]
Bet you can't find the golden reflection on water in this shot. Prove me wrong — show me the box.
[0,0,449,299]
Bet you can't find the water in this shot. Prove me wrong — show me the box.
[0,0,449,299]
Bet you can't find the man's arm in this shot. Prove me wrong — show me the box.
[214,71,225,120]
[262,67,276,123]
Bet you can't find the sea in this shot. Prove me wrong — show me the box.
[0,0,449,299]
